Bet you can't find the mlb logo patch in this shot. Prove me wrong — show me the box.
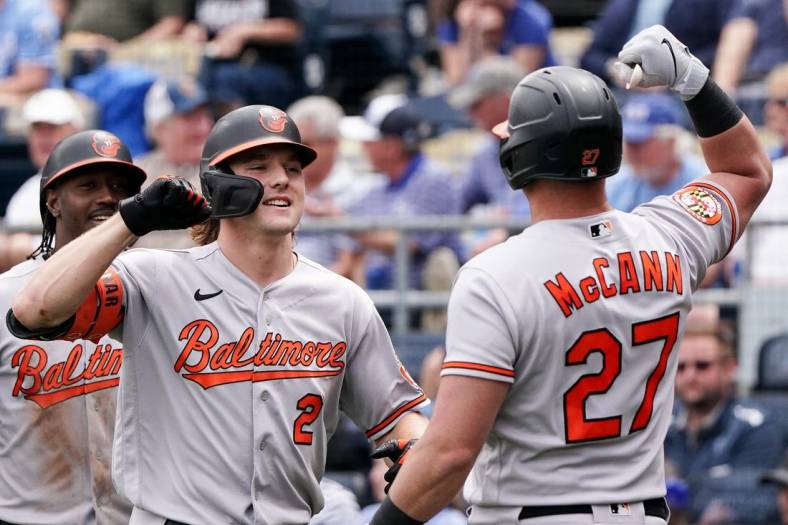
[609,503,632,516]
[590,220,613,238]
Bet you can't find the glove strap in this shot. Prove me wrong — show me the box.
[684,78,744,138]
[370,497,425,525]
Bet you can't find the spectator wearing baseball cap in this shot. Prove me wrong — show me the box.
[448,56,531,258]
[134,77,213,249]
[449,57,524,213]
[341,94,461,327]
[762,452,788,524]
[606,92,708,212]
[4,89,87,231]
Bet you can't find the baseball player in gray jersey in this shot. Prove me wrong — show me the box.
[8,104,429,525]
[370,26,773,525]
[0,130,145,524]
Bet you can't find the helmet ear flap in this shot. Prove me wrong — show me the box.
[200,169,264,219]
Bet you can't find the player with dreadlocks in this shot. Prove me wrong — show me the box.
[0,130,145,524]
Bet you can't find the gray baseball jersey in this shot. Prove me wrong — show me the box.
[0,257,132,525]
[441,182,737,518]
[105,242,426,524]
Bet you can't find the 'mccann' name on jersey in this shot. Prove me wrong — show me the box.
[544,250,682,317]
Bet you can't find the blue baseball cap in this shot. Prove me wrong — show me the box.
[144,77,209,135]
[621,93,685,144]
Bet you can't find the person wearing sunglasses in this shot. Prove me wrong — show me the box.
[664,320,784,524]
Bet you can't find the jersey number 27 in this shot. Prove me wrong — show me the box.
[563,312,679,444]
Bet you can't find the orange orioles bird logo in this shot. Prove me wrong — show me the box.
[91,132,122,158]
[258,107,289,133]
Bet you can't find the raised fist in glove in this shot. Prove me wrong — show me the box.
[371,439,417,494]
[119,176,212,236]
[616,25,709,100]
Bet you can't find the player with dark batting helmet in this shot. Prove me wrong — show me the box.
[33,129,146,259]
[0,129,144,524]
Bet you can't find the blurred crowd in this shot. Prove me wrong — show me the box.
[0,0,787,524]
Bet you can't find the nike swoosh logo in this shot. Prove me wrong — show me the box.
[194,289,223,301]
[661,38,678,80]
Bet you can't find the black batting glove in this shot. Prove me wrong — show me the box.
[371,438,418,494]
[119,176,212,236]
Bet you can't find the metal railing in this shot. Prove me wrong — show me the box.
[1,216,777,336]
[298,215,760,335]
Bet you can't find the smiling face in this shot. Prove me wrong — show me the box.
[225,144,305,237]
[47,166,135,247]
[674,333,736,412]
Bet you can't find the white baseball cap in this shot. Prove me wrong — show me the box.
[339,94,409,142]
[23,89,85,128]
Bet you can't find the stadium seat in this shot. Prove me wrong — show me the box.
[750,333,788,448]
[754,333,788,391]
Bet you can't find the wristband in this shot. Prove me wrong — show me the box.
[684,78,743,138]
[6,309,75,341]
[370,496,424,525]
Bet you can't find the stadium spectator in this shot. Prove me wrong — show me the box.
[5,89,86,231]
[448,56,527,257]
[183,0,303,114]
[133,77,213,249]
[712,0,788,95]
[0,0,60,102]
[340,94,461,294]
[665,314,784,525]
[761,451,788,524]
[764,63,788,161]
[287,96,372,277]
[580,0,735,87]
[450,56,524,213]
[606,92,707,212]
[58,0,189,46]
[1,89,86,272]
[436,0,555,86]
[289,96,381,209]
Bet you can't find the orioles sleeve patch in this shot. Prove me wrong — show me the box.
[64,268,125,343]
[673,186,723,225]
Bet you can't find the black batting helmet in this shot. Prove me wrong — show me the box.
[494,66,622,190]
[35,130,146,257]
[199,105,317,218]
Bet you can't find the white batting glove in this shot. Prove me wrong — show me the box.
[616,25,709,100]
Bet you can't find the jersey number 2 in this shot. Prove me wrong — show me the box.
[563,312,679,444]
[293,394,323,445]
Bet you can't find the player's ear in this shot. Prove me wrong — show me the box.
[46,188,62,219]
